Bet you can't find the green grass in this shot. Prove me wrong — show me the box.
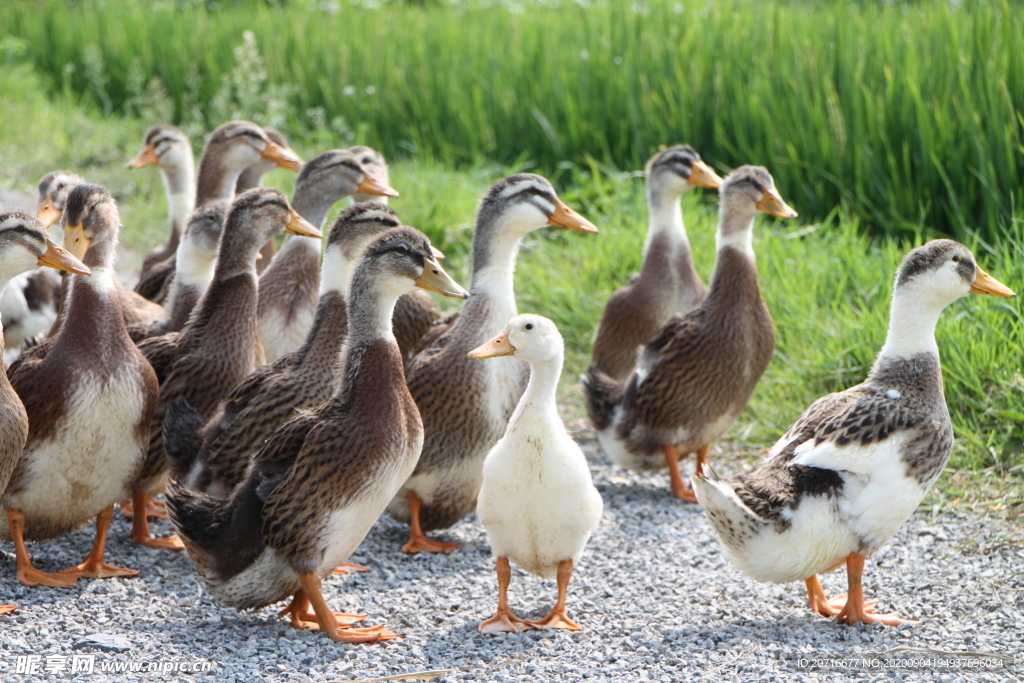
[0,56,1021,477]
[3,0,1024,241]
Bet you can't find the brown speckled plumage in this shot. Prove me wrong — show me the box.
[590,146,709,382]
[2,192,159,541]
[132,189,297,498]
[166,228,445,610]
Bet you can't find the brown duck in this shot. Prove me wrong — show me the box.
[3,187,159,588]
[128,188,321,549]
[164,202,430,498]
[389,174,597,553]
[584,166,797,501]
[257,148,401,363]
[0,212,90,610]
[166,227,467,642]
[589,145,722,382]
[133,121,301,303]
[126,125,196,281]
[127,202,227,343]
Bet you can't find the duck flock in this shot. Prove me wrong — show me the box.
[0,120,1015,643]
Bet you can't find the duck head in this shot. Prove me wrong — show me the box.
[646,145,723,197]
[348,146,393,204]
[291,149,399,228]
[0,211,90,283]
[127,125,193,174]
[235,127,303,193]
[894,240,1014,306]
[468,313,562,363]
[62,184,122,265]
[216,188,320,276]
[36,170,84,231]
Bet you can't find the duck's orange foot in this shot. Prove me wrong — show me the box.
[525,610,582,631]
[17,565,78,588]
[401,533,460,555]
[131,533,185,551]
[60,560,139,580]
[479,609,530,634]
[813,592,878,618]
[332,562,371,575]
[327,624,401,643]
[0,605,17,614]
[674,484,699,504]
[119,497,168,520]
[837,603,919,626]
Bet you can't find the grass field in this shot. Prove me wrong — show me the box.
[3,0,1024,242]
[1,58,1021,482]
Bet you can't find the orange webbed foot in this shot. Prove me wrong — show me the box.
[17,565,78,588]
[525,610,582,632]
[61,560,139,580]
[836,603,919,626]
[479,609,530,634]
[119,497,167,520]
[0,605,17,614]
[131,533,185,551]
[332,562,371,575]
[326,625,401,643]
[401,534,460,555]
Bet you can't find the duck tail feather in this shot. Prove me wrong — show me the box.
[582,364,624,431]
[164,479,230,560]
[163,398,208,481]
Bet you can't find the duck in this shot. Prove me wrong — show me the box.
[389,173,598,554]
[234,128,297,274]
[165,227,468,642]
[256,148,399,363]
[133,121,301,304]
[164,202,414,497]
[470,314,603,632]
[692,240,1015,625]
[588,145,722,382]
[126,125,196,281]
[3,186,159,587]
[584,166,797,502]
[126,201,227,343]
[0,172,84,360]
[0,212,90,610]
[128,188,321,549]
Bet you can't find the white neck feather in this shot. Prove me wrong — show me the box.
[509,354,562,428]
[175,237,217,288]
[83,266,116,292]
[644,189,688,256]
[320,247,351,297]
[169,191,196,228]
[879,287,942,359]
[471,231,521,324]
[715,211,756,260]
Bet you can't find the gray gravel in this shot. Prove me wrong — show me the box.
[1,432,1022,683]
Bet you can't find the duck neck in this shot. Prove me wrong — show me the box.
[292,182,341,231]
[522,355,562,407]
[213,222,261,280]
[877,289,942,361]
[319,247,352,298]
[714,208,756,263]
[195,153,245,207]
[643,185,688,256]
[467,225,525,327]
[345,276,402,346]
[174,234,218,290]
[162,159,195,246]
[297,290,348,367]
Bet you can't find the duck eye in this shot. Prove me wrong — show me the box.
[951,255,960,262]
[525,323,534,331]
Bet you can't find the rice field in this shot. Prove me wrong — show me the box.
[3,0,1024,242]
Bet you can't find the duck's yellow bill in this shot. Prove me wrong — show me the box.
[688,160,724,189]
[970,265,1016,297]
[357,174,400,198]
[285,210,322,239]
[262,140,303,171]
[39,236,91,275]
[468,330,515,359]
[415,257,468,299]
[127,143,160,170]
[36,200,62,229]
[548,198,598,234]
[756,187,799,219]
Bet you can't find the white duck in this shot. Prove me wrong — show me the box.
[692,239,1015,625]
[470,314,603,632]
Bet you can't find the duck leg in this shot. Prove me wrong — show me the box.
[332,562,371,575]
[525,559,582,631]
[479,557,530,633]
[118,495,168,520]
[400,490,459,554]
[664,445,701,503]
[128,490,185,551]
[0,605,16,614]
[297,573,399,643]
[61,505,139,579]
[279,588,366,630]
[835,553,918,626]
[6,509,77,588]
[805,574,877,617]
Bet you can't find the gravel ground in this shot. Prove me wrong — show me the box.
[1,430,1021,683]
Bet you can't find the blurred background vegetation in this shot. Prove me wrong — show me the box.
[0,0,1021,482]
